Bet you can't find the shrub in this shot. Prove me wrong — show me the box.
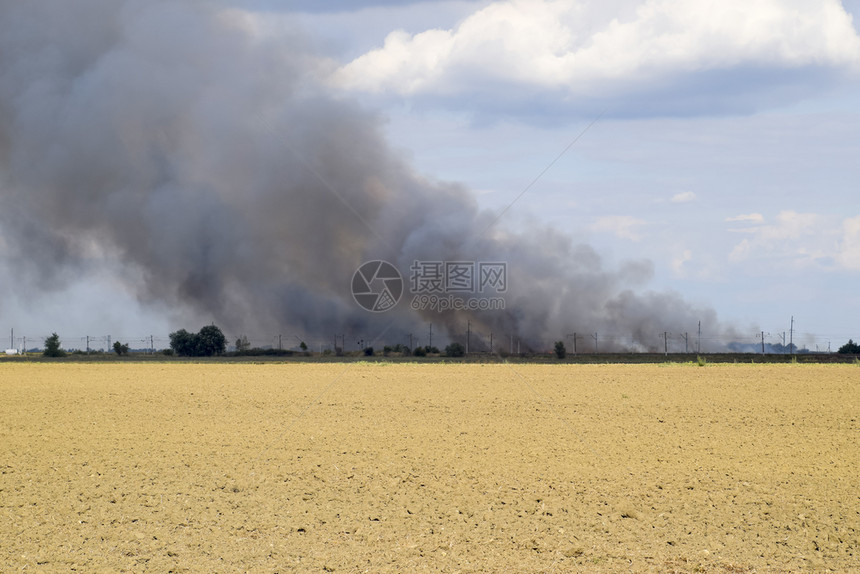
[444,343,465,357]
[363,347,374,356]
[696,356,707,367]
[554,341,566,359]
[385,344,410,356]
[231,348,293,357]
[413,346,427,357]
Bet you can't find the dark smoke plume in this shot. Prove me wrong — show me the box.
[0,0,728,350]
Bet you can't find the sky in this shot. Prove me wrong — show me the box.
[288,0,860,347]
[1,0,859,351]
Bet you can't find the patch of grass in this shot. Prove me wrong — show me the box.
[697,355,707,367]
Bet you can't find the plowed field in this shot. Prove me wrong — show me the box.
[1,362,857,572]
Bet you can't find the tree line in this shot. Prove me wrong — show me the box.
[31,331,860,358]
[39,326,228,357]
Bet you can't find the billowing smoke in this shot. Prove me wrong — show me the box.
[0,1,726,351]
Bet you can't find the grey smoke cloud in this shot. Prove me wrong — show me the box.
[0,0,726,350]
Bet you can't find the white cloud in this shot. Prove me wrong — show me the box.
[750,211,824,241]
[726,213,765,223]
[671,248,692,276]
[836,215,860,270]
[726,211,860,270]
[670,191,696,203]
[728,237,753,263]
[590,215,648,241]
[331,0,860,100]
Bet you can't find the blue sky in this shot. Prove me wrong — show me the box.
[250,0,860,345]
[2,0,859,350]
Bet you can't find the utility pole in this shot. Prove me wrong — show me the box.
[278,334,282,351]
[789,316,794,355]
[510,334,513,355]
[150,335,154,354]
[663,331,668,356]
[680,332,688,353]
[566,333,578,355]
[467,321,471,354]
[489,332,493,354]
[760,331,766,355]
[592,332,598,353]
[107,335,111,352]
[697,321,702,354]
[86,335,90,354]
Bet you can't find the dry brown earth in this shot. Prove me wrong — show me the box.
[1,362,858,573]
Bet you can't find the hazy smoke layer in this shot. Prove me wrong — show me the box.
[0,1,724,350]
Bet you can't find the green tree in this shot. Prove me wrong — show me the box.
[235,335,251,352]
[444,342,465,357]
[198,325,226,356]
[299,341,308,352]
[169,329,199,357]
[838,339,860,354]
[169,325,226,357]
[43,333,66,357]
[113,341,130,356]
[554,341,566,359]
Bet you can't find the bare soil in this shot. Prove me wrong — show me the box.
[1,363,857,572]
